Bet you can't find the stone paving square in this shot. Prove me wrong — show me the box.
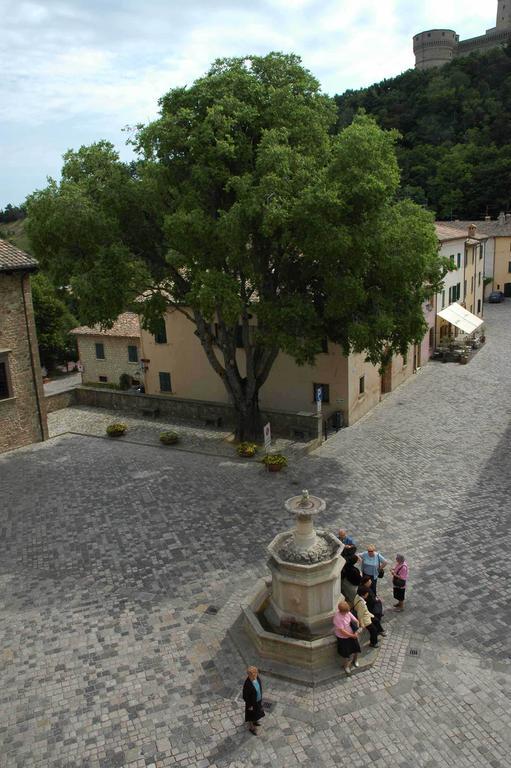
[0,304,510,768]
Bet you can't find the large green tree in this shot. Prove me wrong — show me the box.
[31,273,77,372]
[27,53,444,439]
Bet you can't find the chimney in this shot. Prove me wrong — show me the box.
[498,211,506,225]
[484,215,491,221]
[468,224,477,238]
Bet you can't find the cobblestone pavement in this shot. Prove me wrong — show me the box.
[1,304,510,768]
[48,406,309,462]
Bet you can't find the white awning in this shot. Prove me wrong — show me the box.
[437,303,484,335]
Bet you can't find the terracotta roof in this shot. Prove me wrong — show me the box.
[435,223,469,241]
[71,312,140,338]
[0,239,38,273]
[439,218,511,237]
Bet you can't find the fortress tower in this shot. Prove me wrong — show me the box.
[414,1,511,70]
[413,29,458,70]
[496,0,511,29]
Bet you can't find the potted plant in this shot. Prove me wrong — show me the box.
[160,431,179,445]
[106,422,127,437]
[237,442,258,458]
[262,454,288,472]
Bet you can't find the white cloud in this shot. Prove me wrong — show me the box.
[0,0,503,205]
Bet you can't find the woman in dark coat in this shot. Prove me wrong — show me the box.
[242,666,265,734]
[341,554,362,607]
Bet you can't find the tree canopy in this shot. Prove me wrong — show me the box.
[335,45,511,219]
[27,53,444,439]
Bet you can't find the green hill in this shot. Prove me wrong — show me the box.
[335,46,511,220]
[0,217,31,253]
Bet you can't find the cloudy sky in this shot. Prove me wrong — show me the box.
[0,0,497,208]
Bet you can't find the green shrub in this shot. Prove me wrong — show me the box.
[106,422,127,437]
[119,373,131,390]
[160,431,179,445]
[261,453,287,468]
[237,442,258,457]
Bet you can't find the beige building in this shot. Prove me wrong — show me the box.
[414,1,511,70]
[440,216,511,299]
[71,313,142,388]
[140,307,418,428]
[434,223,486,343]
[0,239,48,453]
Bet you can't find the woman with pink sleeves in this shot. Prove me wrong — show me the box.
[390,554,409,610]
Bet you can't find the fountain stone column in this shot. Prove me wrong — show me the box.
[263,490,344,638]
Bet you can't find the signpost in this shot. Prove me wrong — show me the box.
[263,422,272,453]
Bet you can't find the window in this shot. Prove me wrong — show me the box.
[95,343,105,359]
[159,372,172,392]
[448,286,452,303]
[477,299,481,314]
[441,290,445,308]
[320,337,328,354]
[464,280,467,298]
[508,261,511,274]
[359,376,365,395]
[99,375,108,383]
[429,328,434,348]
[450,254,455,266]
[456,283,461,300]
[457,253,461,268]
[464,252,468,267]
[0,359,11,399]
[478,272,481,286]
[128,345,138,363]
[313,383,330,404]
[154,320,167,344]
[471,276,474,293]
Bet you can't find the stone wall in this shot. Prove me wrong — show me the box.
[75,386,323,443]
[45,389,78,414]
[0,272,48,454]
[77,336,141,388]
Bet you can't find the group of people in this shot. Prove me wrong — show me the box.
[334,529,409,675]
[241,531,410,735]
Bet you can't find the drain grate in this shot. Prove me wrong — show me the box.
[409,648,420,656]
[205,605,219,615]
[262,700,274,712]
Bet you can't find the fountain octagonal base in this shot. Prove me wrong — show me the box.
[228,579,379,685]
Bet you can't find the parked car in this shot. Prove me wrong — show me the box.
[488,291,504,303]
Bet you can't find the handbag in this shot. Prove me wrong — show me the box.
[349,619,359,633]
[378,568,385,579]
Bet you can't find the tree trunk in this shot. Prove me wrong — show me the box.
[233,392,263,442]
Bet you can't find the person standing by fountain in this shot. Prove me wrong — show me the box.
[359,544,387,595]
[242,666,265,735]
[333,600,361,675]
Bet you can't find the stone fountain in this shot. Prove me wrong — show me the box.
[238,490,346,677]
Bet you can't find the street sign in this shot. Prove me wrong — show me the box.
[263,422,271,453]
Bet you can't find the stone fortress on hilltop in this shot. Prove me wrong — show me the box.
[414,0,511,70]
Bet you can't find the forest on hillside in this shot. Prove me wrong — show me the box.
[335,45,511,220]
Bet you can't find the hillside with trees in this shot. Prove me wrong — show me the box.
[335,46,511,220]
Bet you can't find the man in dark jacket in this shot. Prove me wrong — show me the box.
[242,666,265,735]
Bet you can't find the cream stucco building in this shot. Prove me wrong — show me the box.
[434,223,486,343]
[139,307,424,428]
[439,215,511,299]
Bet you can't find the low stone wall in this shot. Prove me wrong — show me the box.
[74,386,322,443]
[45,389,78,413]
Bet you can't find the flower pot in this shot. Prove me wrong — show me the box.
[268,463,283,472]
